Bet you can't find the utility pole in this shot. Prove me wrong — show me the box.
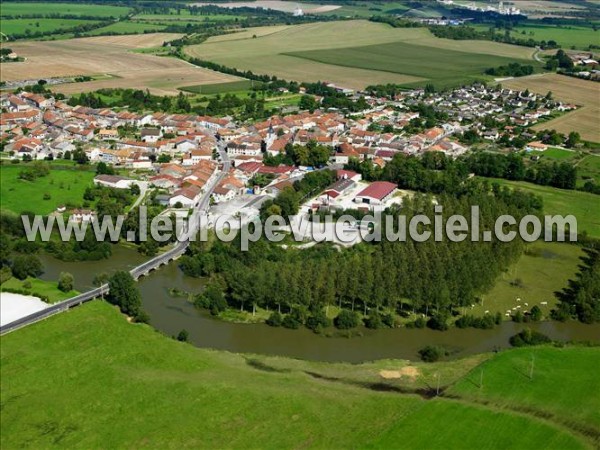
[529,353,535,380]
[436,372,441,396]
[480,368,484,388]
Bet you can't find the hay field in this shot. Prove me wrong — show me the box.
[1,34,241,95]
[191,1,341,13]
[503,74,600,143]
[186,20,536,90]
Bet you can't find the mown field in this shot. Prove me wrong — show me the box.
[1,300,596,448]
[186,20,536,90]
[0,2,130,17]
[1,34,240,95]
[0,165,95,215]
[491,178,600,239]
[503,74,600,143]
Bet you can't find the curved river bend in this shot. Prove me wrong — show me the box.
[39,247,600,363]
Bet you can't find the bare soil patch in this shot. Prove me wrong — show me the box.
[380,367,421,381]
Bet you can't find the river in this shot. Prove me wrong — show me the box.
[39,246,600,363]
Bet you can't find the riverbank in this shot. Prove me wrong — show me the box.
[1,300,597,448]
[0,292,49,326]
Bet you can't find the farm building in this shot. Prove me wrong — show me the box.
[354,181,397,207]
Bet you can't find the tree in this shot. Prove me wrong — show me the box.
[566,132,580,148]
[418,345,446,362]
[58,272,74,292]
[176,329,189,342]
[334,309,359,329]
[96,162,115,175]
[157,154,171,163]
[11,255,43,280]
[107,271,142,317]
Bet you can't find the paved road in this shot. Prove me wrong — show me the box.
[0,146,231,335]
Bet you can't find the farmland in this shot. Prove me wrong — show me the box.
[472,23,599,50]
[1,300,596,448]
[0,18,104,36]
[0,165,95,215]
[186,20,537,90]
[0,2,130,17]
[0,34,240,95]
[191,1,341,14]
[503,74,600,143]
[286,41,537,89]
[83,21,167,36]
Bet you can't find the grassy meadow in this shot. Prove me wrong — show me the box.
[1,301,596,448]
[448,346,600,432]
[180,79,257,94]
[471,242,583,318]
[0,165,95,215]
[0,2,130,17]
[83,21,167,36]
[473,23,599,50]
[1,276,79,303]
[0,18,104,36]
[491,178,600,239]
[186,20,537,90]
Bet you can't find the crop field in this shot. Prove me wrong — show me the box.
[191,1,341,14]
[0,300,596,448]
[186,20,537,90]
[0,2,130,17]
[503,74,600,143]
[0,18,104,36]
[471,242,583,318]
[473,23,599,50]
[0,34,240,95]
[180,79,257,94]
[0,165,95,215]
[132,10,245,22]
[491,178,600,239]
[286,41,536,88]
[83,21,167,36]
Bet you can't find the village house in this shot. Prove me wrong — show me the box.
[94,175,136,189]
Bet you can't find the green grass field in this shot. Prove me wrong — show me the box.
[180,79,257,94]
[448,346,600,432]
[132,11,244,22]
[0,165,95,215]
[0,18,103,36]
[491,179,600,239]
[286,40,538,88]
[0,301,595,448]
[0,2,130,17]
[577,154,600,186]
[472,242,583,318]
[186,20,536,90]
[473,23,599,50]
[1,276,79,303]
[83,21,167,36]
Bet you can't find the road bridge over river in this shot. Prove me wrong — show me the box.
[0,148,231,335]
